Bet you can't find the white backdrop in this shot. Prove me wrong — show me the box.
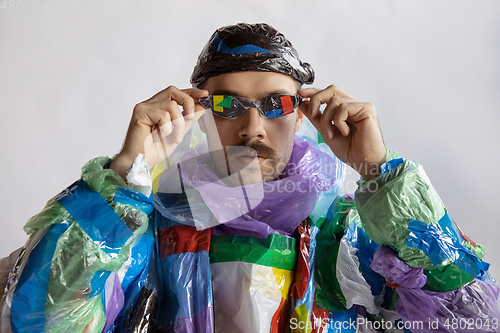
[1,0,499,298]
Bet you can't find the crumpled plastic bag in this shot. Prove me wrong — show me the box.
[154,135,344,238]
[0,157,154,333]
[371,246,500,333]
[190,22,315,88]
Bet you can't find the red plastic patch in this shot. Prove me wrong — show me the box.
[311,295,330,333]
[280,95,294,115]
[385,281,399,288]
[290,219,311,299]
[158,225,211,258]
[454,221,478,248]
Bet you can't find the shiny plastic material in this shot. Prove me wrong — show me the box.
[355,158,492,291]
[122,287,158,332]
[371,246,500,333]
[315,198,352,312]
[355,159,446,266]
[154,135,345,238]
[190,23,315,87]
[0,247,22,295]
[336,232,379,315]
[199,94,303,119]
[423,263,474,292]
[406,218,489,278]
[2,113,499,333]
[0,157,154,333]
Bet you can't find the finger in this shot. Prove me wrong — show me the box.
[157,107,206,146]
[297,88,324,117]
[323,96,357,138]
[302,87,344,118]
[145,86,207,119]
[158,89,197,120]
[156,114,172,141]
[133,104,172,129]
[181,88,210,100]
[320,99,337,139]
[138,102,184,144]
[161,100,185,144]
[182,88,210,116]
[169,88,209,119]
[298,100,324,136]
[152,109,205,162]
[167,108,206,137]
[183,108,206,131]
[134,106,173,142]
[297,87,322,98]
[177,108,206,144]
[331,102,351,137]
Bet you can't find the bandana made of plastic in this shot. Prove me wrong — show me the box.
[154,136,342,238]
[190,23,315,87]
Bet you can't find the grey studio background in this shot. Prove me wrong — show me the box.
[1,0,499,307]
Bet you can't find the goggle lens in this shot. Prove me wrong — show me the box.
[199,95,303,119]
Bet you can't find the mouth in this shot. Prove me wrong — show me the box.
[225,142,275,170]
[231,146,268,160]
[235,154,267,164]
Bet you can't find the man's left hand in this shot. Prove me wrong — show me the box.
[298,85,387,180]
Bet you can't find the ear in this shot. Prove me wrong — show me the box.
[294,109,305,132]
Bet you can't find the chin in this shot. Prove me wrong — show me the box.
[238,169,265,185]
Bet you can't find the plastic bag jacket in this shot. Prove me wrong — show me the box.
[0,140,499,333]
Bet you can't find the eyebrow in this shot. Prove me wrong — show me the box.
[210,89,294,99]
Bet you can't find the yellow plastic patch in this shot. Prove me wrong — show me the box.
[273,267,293,300]
[213,95,224,112]
[290,303,312,333]
[151,160,166,194]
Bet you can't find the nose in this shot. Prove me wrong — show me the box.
[238,108,266,140]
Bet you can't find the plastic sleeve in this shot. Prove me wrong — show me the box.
[1,156,154,333]
[0,248,22,295]
[354,159,446,267]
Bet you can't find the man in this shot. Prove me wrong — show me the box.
[0,23,498,333]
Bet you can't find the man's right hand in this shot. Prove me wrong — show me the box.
[109,86,209,181]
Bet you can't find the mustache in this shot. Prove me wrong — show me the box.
[226,140,277,159]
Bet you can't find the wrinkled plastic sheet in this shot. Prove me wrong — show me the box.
[336,233,379,314]
[336,221,385,315]
[406,216,489,279]
[355,160,446,266]
[190,23,314,87]
[154,135,344,238]
[0,157,154,333]
[371,246,500,333]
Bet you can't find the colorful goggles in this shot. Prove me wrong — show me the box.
[198,94,303,119]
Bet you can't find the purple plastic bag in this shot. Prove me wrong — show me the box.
[103,272,125,333]
[155,136,340,238]
[371,247,500,333]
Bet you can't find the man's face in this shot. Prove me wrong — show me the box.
[200,71,304,185]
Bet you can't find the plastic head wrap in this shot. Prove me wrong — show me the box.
[190,23,315,88]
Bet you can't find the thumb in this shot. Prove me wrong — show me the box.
[185,88,210,113]
[184,108,206,131]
